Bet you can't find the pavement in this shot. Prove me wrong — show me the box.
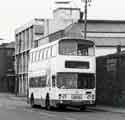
[1,93,125,114]
[89,105,125,114]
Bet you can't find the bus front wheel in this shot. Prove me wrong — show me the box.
[45,95,51,110]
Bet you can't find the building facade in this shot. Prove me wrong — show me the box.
[96,50,125,107]
[0,42,15,93]
[15,19,44,96]
[37,20,125,57]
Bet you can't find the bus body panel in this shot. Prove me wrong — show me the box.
[28,38,96,108]
[51,55,96,74]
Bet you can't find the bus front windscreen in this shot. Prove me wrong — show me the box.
[59,39,95,56]
[57,73,95,89]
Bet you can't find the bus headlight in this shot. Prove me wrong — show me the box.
[58,94,67,100]
[59,94,61,99]
[86,94,95,100]
[87,94,91,99]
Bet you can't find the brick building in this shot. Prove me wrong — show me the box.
[0,42,15,93]
[96,50,125,107]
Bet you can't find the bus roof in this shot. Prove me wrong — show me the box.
[59,37,94,46]
[30,37,94,53]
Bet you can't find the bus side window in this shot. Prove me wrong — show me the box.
[37,51,40,61]
[44,49,47,60]
[44,49,47,59]
[29,78,35,88]
[34,51,37,62]
[52,45,57,57]
[30,53,32,63]
[50,47,52,57]
[32,52,35,62]
[38,50,41,61]
[40,49,43,60]
[52,75,56,87]
[41,76,47,87]
[29,78,32,87]
[42,49,45,60]
[46,48,49,59]
[47,47,51,58]
[36,51,39,61]
[32,53,33,62]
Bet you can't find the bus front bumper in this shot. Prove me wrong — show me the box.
[52,99,95,107]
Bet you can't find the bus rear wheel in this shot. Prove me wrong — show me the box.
[45,95,51,110]
[30,95,35,108]
[80,105,86,111]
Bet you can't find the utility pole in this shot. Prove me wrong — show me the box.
[81,0,92,40]
[84,0,88,40]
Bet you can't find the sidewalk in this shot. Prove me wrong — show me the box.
[10,94,27,102]
[89,105,125,114]
[0,93,27,102]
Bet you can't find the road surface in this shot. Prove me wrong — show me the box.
[0,93,125,120]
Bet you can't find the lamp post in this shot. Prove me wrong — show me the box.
[84,0,87,40]
[82,0,92,40]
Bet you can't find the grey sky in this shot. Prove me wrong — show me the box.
[0,0,125,43]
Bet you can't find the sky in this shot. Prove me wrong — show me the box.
[0,0,125,43]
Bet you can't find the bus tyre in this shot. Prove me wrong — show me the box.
[30,95,35,108]
[45,95,51,110]
[80,105,86,111]
[58,104,66,110]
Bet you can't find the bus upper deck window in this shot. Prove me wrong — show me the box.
[52,75,56,87]
[77,49,88,56]
[77,50,82,56]
[52,45,57,57]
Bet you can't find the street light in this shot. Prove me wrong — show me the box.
[81,0,92,40]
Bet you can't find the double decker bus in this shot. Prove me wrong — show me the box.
[28,37,96,110]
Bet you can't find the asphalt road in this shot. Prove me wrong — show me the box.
[0,93,125,120]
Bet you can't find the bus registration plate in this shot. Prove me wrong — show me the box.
[71,94,82,100]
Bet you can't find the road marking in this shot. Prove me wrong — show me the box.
[4,105,16,110]
[24,108,32,112]
[64,117,76,120]
[23,108,36,113]
[40,116,52,120]
[40,112,57,117]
